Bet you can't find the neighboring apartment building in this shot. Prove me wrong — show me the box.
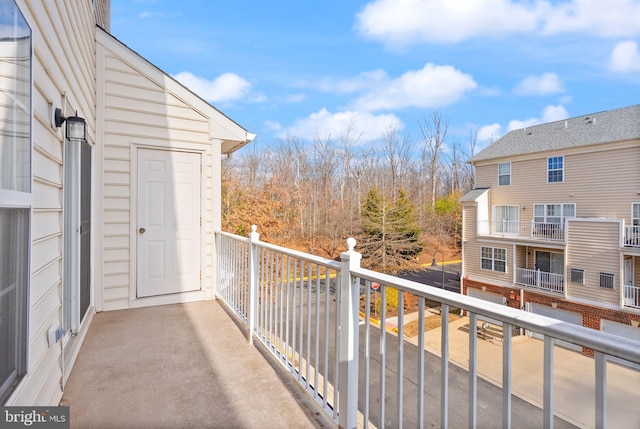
[460,104,640,351]
[1,1,253,406]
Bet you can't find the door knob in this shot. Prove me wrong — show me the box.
[139,228,146,234]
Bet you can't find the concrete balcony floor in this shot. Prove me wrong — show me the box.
[61,300,331,429]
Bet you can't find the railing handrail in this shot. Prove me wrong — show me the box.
[216,229,640,428]
[216,230,251,242]
[351,266,640,364]
[217,230,341,271]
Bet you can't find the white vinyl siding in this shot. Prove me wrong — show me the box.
[97,31,219,310]
[474,146,640,222]
[565,219,620,306]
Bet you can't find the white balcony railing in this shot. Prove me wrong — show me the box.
[216,227,640,429]
[624,284,640,309]
[624,226,640,247]
[516,268,565,294]
[479,220,566,241]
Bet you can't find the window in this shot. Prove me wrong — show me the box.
[498,163,511,186]
[599,272,615,290]
[535,251,564,274]
[494,205,519,234]
[481,246,507,273]
[533,203,575,225]
[548,156,563,183]
[0,0,31,404]
[633,203,640,227]
[570,268,585,284]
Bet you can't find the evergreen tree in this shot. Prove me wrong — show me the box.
[358,186,423,272]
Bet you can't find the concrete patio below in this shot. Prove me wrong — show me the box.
[61,300,331,429]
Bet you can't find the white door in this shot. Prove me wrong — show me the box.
[624,258,633,286]
[137,148,201,297]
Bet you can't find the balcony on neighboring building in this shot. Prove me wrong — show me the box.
[624,283,640,309]
[478,220,566,242]
[516,268,565,294]
[624,225,640,247]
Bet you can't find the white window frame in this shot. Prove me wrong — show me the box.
[533,203,575,226]
[493,205,519,234]
[0,0,32,404]
[481,246,507,273]
[570,268,585,284]
[498,162,511,186]
[632,202,640,227]
[547,156,564,183]
[599,272,615,290]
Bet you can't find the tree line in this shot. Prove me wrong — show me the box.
[222,111,477,271]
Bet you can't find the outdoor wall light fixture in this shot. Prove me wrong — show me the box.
[55,107,86,142]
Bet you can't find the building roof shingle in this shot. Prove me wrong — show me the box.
[469,104,640,163]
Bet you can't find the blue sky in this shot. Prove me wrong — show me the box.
[111,0,640,152]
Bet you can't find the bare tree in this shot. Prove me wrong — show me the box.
[419,110,450,208]
[381,126,414,202]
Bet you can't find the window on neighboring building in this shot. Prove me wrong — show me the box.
[498,163,511,186]
[548,156,564,183]
[481,246,507,273]
[570,268,585,284]
[0,0,31,405]
[599,272,615,289]
[493,205,519,234]
[633,203,640,227]
[533,203,575,225]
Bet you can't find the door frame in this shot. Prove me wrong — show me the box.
[63,139,93,341]
[129,144,206,307]
[534,250,564,274]
[624,257,634,286]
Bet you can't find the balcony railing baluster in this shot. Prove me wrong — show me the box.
[215,228,640,429]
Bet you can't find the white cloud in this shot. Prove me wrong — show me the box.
[173,71,253,103]
[541,104,569,122]
[477,105,569,146]
[543,0,640,38]
[355,0,640,48]
[507,104,569,131]
[514,73,565,96]
[352,63,477,111]
[280,109,403,143]
[317,70,388,94]
[477,123,502,143]
[355,0,542,46]
[608,41,640,72]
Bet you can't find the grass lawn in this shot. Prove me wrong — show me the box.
[404,313,461,337]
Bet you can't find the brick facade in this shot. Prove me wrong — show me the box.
[464,278,640,356]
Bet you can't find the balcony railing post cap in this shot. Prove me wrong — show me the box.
[251,225,258,233]
[346,237,357,251]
